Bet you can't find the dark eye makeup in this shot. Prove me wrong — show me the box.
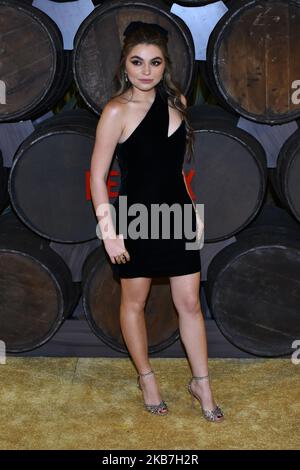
[131,60,162,66]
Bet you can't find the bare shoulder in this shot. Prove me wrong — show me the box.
[102,93,132,127]
[101,95,127,120]
[96,94,129,138]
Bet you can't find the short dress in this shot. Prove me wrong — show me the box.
[111,86,201,278]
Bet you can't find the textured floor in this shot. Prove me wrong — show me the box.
[0,357,299,450]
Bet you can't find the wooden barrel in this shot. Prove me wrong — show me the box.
[236,203,300,241]
[30,49,74,121]
[0,210,81,352]
[184,105,268,241]
[8,110,99,242]
[269,128,300,223]
[205,204,300,357]
[187,102,239,127]
[81,246,180,354]
[0,0,70,122]
[73,0,196,113]
[206,0,300,124]
[50,238,102,283]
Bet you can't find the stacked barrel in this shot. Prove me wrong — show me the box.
[0,0,80,352]
[189,0,300,357]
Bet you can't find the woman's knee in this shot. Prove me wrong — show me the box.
[170,273,201,314]
[120,278,151,311]
[121,296,147,313]
[173,294,201,315]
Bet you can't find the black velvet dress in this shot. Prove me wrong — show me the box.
[111,86,201,278]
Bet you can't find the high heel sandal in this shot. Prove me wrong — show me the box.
[187,374,224,423]
[137,370,168,416]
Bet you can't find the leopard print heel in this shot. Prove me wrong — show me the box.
[137,370,168,416]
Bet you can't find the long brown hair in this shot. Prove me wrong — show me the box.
[111,23,195,163]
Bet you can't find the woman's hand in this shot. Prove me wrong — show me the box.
[103,233,131,264]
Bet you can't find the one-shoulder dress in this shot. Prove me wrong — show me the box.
[111,86,201,278]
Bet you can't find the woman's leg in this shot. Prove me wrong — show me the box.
[120,276,165,406]
[169,271,218,410]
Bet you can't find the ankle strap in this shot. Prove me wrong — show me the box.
[192,374,209,381]
[139,369,154,377]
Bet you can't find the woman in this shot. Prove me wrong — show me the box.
[90,21,224,422]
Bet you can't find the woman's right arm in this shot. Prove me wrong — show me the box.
[90,101,130,264]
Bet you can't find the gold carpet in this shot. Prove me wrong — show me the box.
[0,357,299,450]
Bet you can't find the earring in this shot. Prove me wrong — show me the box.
[125,72,128,82]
